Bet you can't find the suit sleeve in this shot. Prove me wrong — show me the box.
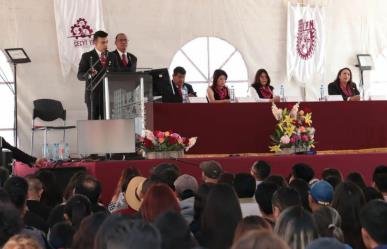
[77,53,90,81]
[130,55,137,72]
[353,84,360,96]
[1,137,36,167]
[187,84,197,96]
[328,83,339,95]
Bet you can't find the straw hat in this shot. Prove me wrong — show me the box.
[125,176,146,211]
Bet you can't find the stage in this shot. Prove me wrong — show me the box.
[14,151,387,205]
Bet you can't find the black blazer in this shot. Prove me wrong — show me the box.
[328,82,360,101]
[77,49,113,103]
[110,50,137,73]
[251,84,274,99]
[162,81,196,103]
[1,137,36,167]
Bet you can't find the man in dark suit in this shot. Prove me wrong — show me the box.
[77,30,111,120]
[110,33,137,73]
[162,66,196,103]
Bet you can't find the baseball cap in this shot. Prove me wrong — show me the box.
[310,180,334,205]
[200,161,223,179]
[174,174,199,194]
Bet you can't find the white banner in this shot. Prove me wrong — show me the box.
[287,4,325,83]
[54,0,105,76]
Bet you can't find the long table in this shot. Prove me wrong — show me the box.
[150,101,387,154]
[14,152,387,205]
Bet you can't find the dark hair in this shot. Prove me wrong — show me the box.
[218,173,235,186]
[3,176,28,209]
[372,165,387,182]
[334,67,354,85]
[119,167,141,193]
[62,171,87,202]
[74,175,101,204]
[232,231,290,249]
[173,66,186,76]
[193,183,215,223]
[331,182,366,249]
[322,168,342,189]
[151,163,180,191]
[0,188,11,204]
[233,216,271,242]
[274,206,319,249]
[95,215,161,249]
[212,69,228,87]
[312,206,344,242]
[292,163,315,183]
[35,169,62,207]
[363,187,383,202]
[48,221,75,249]
[72,212,109,249]
[93,30,108,41]
[374,173,387,192]
[272,187,302,212]
[251,160,271,180]
[154,211,195,249]
[289,178,311,211]
[63,194,92,230]
[346,172,367,189]
[266,175,288,187]
[201,184,242,249]
[0,203,24,247]
[0,167,9,187]
[252,69,271,87]
[234,173,256,198]
[360,200,387,245]
[255,182,279,215]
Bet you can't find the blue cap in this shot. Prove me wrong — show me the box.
[310,180,333,205]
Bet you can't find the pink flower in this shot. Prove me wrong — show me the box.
[280,135,290,144]
[298,126,306,133]
[301,135,309,142]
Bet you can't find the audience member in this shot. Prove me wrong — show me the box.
[266,175,288,187]
[250,160,271,186]
[3,235,42,249]
[272,187,302,221]
[124,176,147,214]
[322,168,343,189]
[346,172,367,189]
[360,200,387,249]
[308,180,333,212]
[174,174,198,223]
[233,216,271,243]
[312,206,344,242]
[289,163,315,184]
[48,222,74,249]
[218,172,235,185]
[63,194,92,230]
[200,161,223,184]
[150,163,180,190]
[25,175,52,220]
[305,238,346,249]
[290,178,311,211]
[232,231,290,249]
[374,173,387,201]
[363,187,384,202]
[234,173,260,217]
[0,203,24,247]
[190,183,215,237]
[35,169,62,207]
[72,212,109,249]
[254,182,279,226]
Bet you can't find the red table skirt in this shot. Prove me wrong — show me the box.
[13,152,387,205]
[149,101,387,154]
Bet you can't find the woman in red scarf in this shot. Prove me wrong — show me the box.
[328,67,360,101]
[207,69,231,103]
[248,69,280,102]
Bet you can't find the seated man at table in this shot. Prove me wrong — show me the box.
[162,66,196,103]
[328,67,360,101]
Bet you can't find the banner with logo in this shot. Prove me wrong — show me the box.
[54,0,105,76]
[287,4,325,83]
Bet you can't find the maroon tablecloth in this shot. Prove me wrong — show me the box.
[150,101,387,154]
[14,152,387,204]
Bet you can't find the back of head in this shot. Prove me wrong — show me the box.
[200,160,223,181]
[218,173,235,186]
[363,187,383,202]
[274,206,318,249]
[374,173,387,193]
[312,206,344,242]
[322,168,342,189]
[35,169,62,207]
[254,182,279,215]
[3,235,42,249]
[266,175,288,187]
[119,167,140,193]
[0,203,24,247]
[305,238,346,249]
[151,163,180,190]
[232,231,290,249]
[372,165,387,183]
[48,221,75,249]
[95,215,161,249]
[63,194,92,230]
[289,178,311,211]
[234,173,256,198]
[360,200,387,246]
[251,160,271,181]
[63,171,87,201]
[4,176,28,210]
[141,183,180,222]
[174,174,198,198]
[272,187,302,212]
[346,172,367,189]
[74,175,101,204]
[72,212,109,249]
[154,211,194,249]
[202,184,242,249]
[292,163,315,183]
[25,175,43,197]
[233,216,272,243]
[193,183,215,221]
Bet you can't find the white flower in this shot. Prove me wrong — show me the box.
[272,104,283,121]
[185,137,198,152]
[144,130,156,143]
[290,103,299,118]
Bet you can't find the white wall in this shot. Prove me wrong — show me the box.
[1,0,387,156]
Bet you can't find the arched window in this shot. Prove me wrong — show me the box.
[169,37,249,97]
[0,50,15,145]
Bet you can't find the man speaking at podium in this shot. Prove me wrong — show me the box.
[77,30,111,120]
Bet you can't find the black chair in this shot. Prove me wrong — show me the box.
[31,99,76,155]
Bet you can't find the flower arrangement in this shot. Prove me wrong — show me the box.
[139,130,197,152]
[269,103,315,153]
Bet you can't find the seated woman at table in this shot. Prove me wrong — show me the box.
[328,67,360,101]
[248,68,280,102]
[207,69,231,103]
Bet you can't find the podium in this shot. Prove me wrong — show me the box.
[102,72,154,134]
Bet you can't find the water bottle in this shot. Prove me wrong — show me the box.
[229,86,236,103]
[320,84,325,101]
[64,143,70,160]
[280,85,285,102]
[51,143,59,161]
[58,142,65,160]
[182,88,189,103]
[42,144,50,160]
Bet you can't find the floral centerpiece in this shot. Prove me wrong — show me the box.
[269,103,315,154]
[139,130,197,159]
